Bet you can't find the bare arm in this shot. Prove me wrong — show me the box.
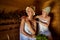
[20,18,32,37]
[35,16,39,19]
[26,21,35,35]
[33,21,36,32]
[39,17,51,27]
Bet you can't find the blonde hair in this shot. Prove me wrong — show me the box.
[26,6,35,15]
[26,6,35,11]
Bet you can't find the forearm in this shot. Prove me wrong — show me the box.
[32,26,36,35]
[21,29,32,37]
[21,30,36,38]
[20,26,35,36]
[30,22,36,35]
[29,28,35,35]
[39,22,48,27]
[27,24,35,35]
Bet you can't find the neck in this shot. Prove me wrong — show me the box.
[28,16,33,20]
[42,14,47,18]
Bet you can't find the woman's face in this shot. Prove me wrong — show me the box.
[26,8,35,16]
[42,10,48,16]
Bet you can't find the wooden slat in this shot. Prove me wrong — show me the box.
[0,19,19,24]
[0,24,19,31]
[0,29,19,40]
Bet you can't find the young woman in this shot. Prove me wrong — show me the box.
[20,7,36,40]
[35,6,53,40]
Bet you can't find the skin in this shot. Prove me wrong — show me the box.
[20,7,36,38]
[36,10,50,27]
[35,10,53,40]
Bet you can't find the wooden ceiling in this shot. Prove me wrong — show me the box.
[0,0,59,12]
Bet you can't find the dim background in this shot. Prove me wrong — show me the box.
[0,0,60,40]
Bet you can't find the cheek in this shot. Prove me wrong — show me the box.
[42,12,45,14]
[27,12,31,16]
[27,11,34,16]
[27,13,30,16]
[31,11,35,15]
[42,11,46,14]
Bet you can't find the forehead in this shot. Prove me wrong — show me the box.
[27,8,33,11]
[42,10,46,12]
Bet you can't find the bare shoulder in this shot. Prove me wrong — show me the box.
[36,15,41,18]
[35,15,40,18]
[21,16,27,21]
[21,16,26,19]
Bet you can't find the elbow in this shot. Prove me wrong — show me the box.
[20,29,22,33]
[20,28,24,33]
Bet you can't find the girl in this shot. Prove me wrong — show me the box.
[35,6,53,40]
[20,6,36,40]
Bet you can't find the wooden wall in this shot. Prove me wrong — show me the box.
[0,0,35,12]
[35,0,60,40]
[0,0,60,40]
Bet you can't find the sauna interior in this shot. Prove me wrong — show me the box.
[0,0,60,40]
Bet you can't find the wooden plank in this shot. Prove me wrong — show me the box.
[0,19,19,24]
[0,29,19,40]
[0,24,19,31]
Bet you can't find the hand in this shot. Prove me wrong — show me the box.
[26,35,32,38]
[31,35,36,38]
[27,35,35,38]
